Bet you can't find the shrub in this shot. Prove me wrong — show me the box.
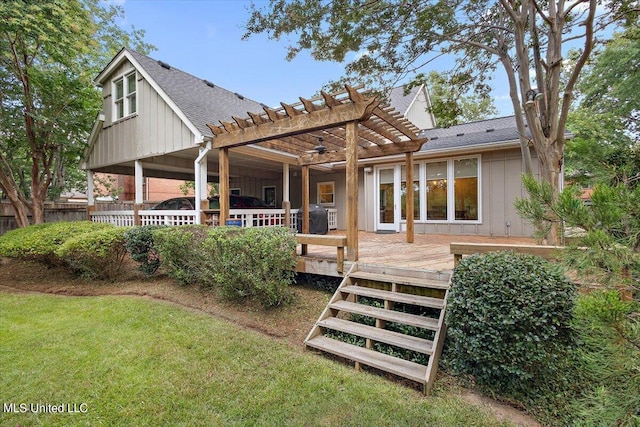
[152,225,209,285]
[569,290,640,426]
[203,227,297,307]
[153,226,297,307]
[123,225,166,275]
[445,251,576,397]
[0,221,113,266]
[55,226,128,280]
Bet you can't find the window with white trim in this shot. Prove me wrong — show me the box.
[113,71,137,121]
[423,156,480,223]
[317,181,335,206]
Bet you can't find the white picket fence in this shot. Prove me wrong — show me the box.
[90,208,338,230]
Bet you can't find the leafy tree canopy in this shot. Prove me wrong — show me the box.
[567,26,640,187]
[0,0,153,226]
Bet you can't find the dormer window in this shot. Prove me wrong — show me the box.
[113,71,137,120]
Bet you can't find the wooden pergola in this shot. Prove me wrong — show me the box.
[206,85,428,261]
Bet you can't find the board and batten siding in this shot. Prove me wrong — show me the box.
[404,89,436,130]
[354,148,536,237]
[87,59,197,170]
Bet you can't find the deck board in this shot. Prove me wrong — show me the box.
[297,231,535,272]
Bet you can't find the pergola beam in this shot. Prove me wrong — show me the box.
[297,139,427,166]
[208,98,379,149]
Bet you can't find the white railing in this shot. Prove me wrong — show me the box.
[90,210,136,226]
[327,208,337,230]
[139,210,197,226]
[91,207,338,230]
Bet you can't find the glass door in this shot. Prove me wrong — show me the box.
[376,167,399,231]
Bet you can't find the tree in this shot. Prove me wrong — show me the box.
[566,26,640,188]
[244,0,637,242]
[421,70,497,127]
[0,1,151,227]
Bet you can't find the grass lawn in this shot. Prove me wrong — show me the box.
[0,293,518,427]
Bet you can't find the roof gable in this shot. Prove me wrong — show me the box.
[94,48,266,139]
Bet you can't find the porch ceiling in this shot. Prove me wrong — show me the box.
[206,85,428,166]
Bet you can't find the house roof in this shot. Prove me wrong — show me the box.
[98,48,266,139]
[418,115,525,153]
[387,85,421,114]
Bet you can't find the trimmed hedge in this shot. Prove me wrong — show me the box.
[0,221,114,267]
[56,227,128,280]
[153,226,297,307]
[152,225,209,286]
[123,225,166,276]
[445,251,576,396]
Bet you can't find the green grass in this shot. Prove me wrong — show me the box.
[0,293,514,426]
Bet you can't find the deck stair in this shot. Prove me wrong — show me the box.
[305,263,450,394]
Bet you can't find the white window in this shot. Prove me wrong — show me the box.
[317,181,335,206]
[424,156,481,223]
[113,71,137,121]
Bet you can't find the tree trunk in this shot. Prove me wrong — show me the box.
[3,189,31,228]
[537,142,565,245]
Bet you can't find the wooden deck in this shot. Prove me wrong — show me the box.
[296,231,535,276]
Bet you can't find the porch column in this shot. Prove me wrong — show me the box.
[219,147,230,226]
[194,142,211,225]
[86,170,95,221]
[283,163,291,228]
[405,152,414,243]
[134,160,144,226]
[301,165,309,255]
[346,120,359,261]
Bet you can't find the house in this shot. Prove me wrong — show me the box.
[84,48,538,241]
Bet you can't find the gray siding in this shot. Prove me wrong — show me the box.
[357,148,536,237]
[87,59,197,169]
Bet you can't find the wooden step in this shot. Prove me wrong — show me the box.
[330,300,440,331]
[317,317,434,354]
[341,285,445,309]
[349,271,450,290]
[306,335,428,384]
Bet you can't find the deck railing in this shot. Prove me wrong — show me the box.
[90,208,338,230]
[90,210,136,227]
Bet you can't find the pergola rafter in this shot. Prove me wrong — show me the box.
[205,85,428,259]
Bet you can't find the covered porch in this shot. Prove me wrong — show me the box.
[87,85,427,262]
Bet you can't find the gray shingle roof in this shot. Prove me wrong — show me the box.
[419,115,526,152]
[387,85,420,115]
[126,49,266,138]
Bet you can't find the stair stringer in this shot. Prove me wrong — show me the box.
[305,264,450,395]
[304,262,359,343]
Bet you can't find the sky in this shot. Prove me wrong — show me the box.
[113,0,514,116]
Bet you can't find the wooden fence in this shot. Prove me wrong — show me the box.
[0,201,157,236]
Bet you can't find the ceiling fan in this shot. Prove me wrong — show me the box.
[306,136,327,154]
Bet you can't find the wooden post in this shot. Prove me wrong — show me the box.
[405,152,414,244]
[283,163,291,229]
[133,204,142,226]
[219,148,230,226]
[301,165,309,255]
[346,120,359,261]
[283,200,291,229]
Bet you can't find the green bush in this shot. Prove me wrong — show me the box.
[55,227,128,280]
[203,227,297,307]
[569,290,640,426]
[152,225,209,285]
[0,221,113,266]
[153,226,297,307]
[445,251,576,396]
[123,225,166,275]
